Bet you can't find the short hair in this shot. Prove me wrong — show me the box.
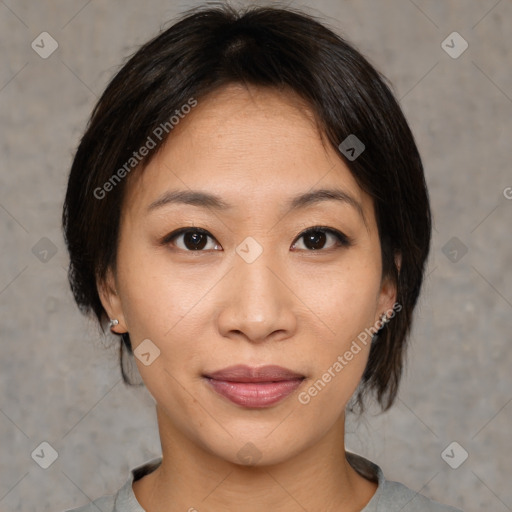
[62,3,431,413]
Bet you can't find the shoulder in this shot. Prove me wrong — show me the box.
[63,457,162,512]
[379,478,463,511]
[346,452,463,512]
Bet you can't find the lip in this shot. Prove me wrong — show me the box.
[203,365,305,408]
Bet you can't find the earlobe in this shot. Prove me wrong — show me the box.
[379,276,397,312]
[97,268,126,332]
[376,251,401,323]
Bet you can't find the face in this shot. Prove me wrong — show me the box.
[99,84,397,466]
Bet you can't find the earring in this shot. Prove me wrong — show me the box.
[380,313,389,325]
[372,313,389,344]
[109,318,119,329]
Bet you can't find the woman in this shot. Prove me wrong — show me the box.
[62,4,462,511]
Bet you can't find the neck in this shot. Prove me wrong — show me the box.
[132,405,377,512]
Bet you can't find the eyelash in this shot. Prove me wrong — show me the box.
[161,226,352,252]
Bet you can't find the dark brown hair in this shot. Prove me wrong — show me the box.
[62,3,431,413]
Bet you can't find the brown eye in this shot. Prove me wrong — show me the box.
[292,227,351,251]
[163,228,221,251]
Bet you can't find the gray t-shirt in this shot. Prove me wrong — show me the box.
[66,453,462,512]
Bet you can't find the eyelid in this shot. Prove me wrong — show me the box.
[161,226,211,243]
[161,225,353,251]
[292,225,353,249]
[160,226,221,250]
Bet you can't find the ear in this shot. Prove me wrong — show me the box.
[374,252,402,324]
[97,267,127,333]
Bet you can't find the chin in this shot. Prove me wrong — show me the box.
[195,428,310,468]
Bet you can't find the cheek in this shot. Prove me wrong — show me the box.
[305,258,382,342]
[115,242,202,341]
[298,256,381,397]
[116,246,213,388]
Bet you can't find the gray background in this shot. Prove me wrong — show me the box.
[1,1,511,511]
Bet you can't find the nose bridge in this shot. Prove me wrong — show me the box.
[216,240,295,342]
[237,245,279,301]
[234,241,284,314]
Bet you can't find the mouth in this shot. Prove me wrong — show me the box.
[203,365,306,408]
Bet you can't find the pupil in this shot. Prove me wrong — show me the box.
[182,230,327,251]
[185,232,207,250]
[306,230,326,250]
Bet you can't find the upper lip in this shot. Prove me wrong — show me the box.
[204,365,305,382]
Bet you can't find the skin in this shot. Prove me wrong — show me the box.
[98,84,399,512]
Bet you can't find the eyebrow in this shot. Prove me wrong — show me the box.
[146,187,366,223]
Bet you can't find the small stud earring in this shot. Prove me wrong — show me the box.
[372,313,389,345]
[109,318,119,329]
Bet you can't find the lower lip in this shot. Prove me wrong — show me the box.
[205,378,304,408]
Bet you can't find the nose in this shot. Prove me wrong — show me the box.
[216,248,297,344]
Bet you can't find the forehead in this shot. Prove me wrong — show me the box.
[122,84,375,224]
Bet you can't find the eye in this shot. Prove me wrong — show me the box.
[163,227,221,251]
[291,226,351,251]
[162,226,351,252]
